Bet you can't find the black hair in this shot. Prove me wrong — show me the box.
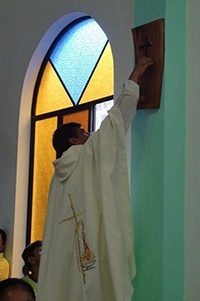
[22,240,42,275]
[0,278,35,301]
[52,122,81,158]
[0,229,7,246]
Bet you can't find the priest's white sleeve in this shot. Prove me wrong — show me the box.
[115,80,139,134]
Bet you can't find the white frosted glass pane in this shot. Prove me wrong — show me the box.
[94,100,114,130]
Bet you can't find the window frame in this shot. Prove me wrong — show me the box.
[26,16,114,244]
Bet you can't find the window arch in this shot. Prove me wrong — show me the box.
[27,16,114,243]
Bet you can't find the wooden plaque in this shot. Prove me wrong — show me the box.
[132,19,165,109]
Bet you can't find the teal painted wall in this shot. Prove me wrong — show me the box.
[131,0,185,300]
[185,1,200,299]
[163,1,185,300]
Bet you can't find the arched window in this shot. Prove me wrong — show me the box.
[27,16,114,243]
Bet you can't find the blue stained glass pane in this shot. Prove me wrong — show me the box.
[50,18,108,105]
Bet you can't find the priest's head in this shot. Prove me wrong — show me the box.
[53,122,90,158]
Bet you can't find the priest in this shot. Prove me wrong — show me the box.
[37,56,153,301]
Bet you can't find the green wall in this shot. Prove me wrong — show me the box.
[131,0,185,300]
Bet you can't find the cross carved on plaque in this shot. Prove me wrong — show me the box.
[139,35,152,57]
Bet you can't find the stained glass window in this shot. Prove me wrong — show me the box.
[27,16,114,243]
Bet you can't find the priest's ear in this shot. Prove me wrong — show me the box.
[69,137,79,145]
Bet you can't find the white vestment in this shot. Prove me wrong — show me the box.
[37,80,139,301]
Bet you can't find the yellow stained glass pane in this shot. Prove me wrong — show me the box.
[79,43,114,104]
[36,61,73,115]
[63,110,89,132]
[31,117,57,241]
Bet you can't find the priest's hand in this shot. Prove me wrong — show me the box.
[129,56,153,84]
